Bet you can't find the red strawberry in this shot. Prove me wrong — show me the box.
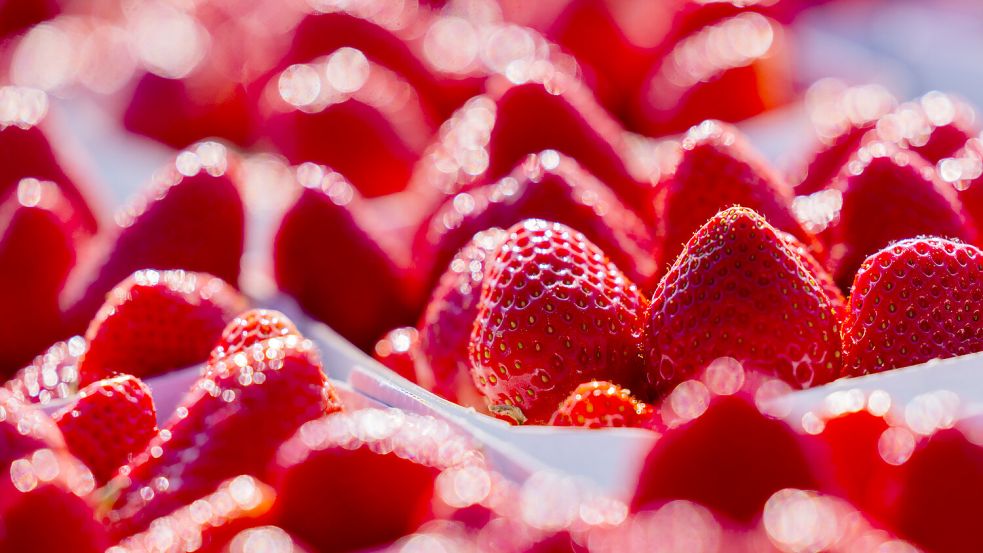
[78,269,246,386]
[776,229,846,322]
[645,207,842,396]
[207,309,300,366]
[270,408,479,553]
[469,219,647,424]
[63,142,246,334]
[5,337,86,406]
[841,237,983,376]
[53,375,157,485]
[0,389,110,552]
[373,327,423,384]
[0,0,59,39]
[0,180,78,378]
[105,337,341,537]
[415,151,659,291]
[273,164,420,351]
[874,91,978,164]
[821,140,976,290]
[418,228,507,409]
[549,381,653,429]
[632,392,817,523]
[939,137,983,233]
[653,120,819,270]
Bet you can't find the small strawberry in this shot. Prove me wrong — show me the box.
[549,381,653,429]
[273,164,420,351]
[415,150,659,291]
[822,142,977,290]
[373,327,423,384]
[78,269,246,386]
[105,337,341,537]
[939,137,983,233]
[644,207,842,396]
[5,337,86,406]
[469,219,647,424]
[207,309,299,366]
[53,375,157,485]
[418,228,507,409]
[63,142,245,334]
[653,120,819,270]
[841,237,983,376]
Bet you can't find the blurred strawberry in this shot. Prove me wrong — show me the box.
[5,337,86,406]
[273,164,421,351]
[105,337,341,537]
[470,220,647,424]
[653,120,819,269]
[208,308,299,366]
[645,208,842,397]
[78,270,246,386]
[821,141,976,290]
[0,0,59,40]
[0,180,78,379]
[418,228,507,409]
[939,137,983,233]
[62,142,245,335]
[53,374,157,484]
[373,327,423,384]
[550,381,653,429]
[874,91,978,164]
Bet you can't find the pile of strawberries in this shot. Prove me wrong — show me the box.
[3,0,983,551]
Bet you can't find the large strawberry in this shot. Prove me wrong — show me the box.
[415,151,659,291]
[78,270,246,386]
[0,181,78,378]
[273,164,420,350]
[549,380,653,429]
[53,375,157,485]
[653,120,818,270]
[469,219,647,424]
[644,207,842,397]
[821,141,977,289]
[418,228,507,409]
[63,142,245,334]
[105,337,341,537]
[841,237,983,376]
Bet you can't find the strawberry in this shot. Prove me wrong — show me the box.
[776,229,846,322]
[415,151,659,292]
[270,408,479,553]
[418,228,507,409]
[0,0,59,39]
[53,375,157,485]
[207,309,300,366]
[632,392,818,523]
[821,140,976,290]
[5,337,86,406]
[644,207,842,396]
[841,237,983,376]
[373,327,423,384]
[273,164,420,350]
[105,337,341,537]
[78,269,246,386]
[874,91,978,164]
[0,180,77,378]
[549,381,653,429]
[653,120,819,270]
[939,137,983,233]
[469,219,647,424]
[63,142,246,334]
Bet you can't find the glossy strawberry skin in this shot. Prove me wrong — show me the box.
[53,375,157,485]
[418,228,507,408]
[653,120,818,270]
[841,238,983,376]
[106,338,341,538]
[207,309,299,366]
[78,270,246,386]
[645,207,842,397]
[469,219,647,424]
[549,381,653,429]
[822,142,976,289]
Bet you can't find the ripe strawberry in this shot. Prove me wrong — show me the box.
[939,137,983,233]
[78,269,246,386]
[5,337,86,406]
[549,381,653,429]
[776,229,846,322]
[53,375,157,485]
[373,327,423,384]
[841,237,983,376]
[653,120,819,269]
[270,408,479,553]
[644,207,842,396]
[418,228,507,409]
[469,219,647,424]
[207,309,299,366]
[273,164,420,351]
[821,140,976,290]
[105,337,341,537]
[63,142,245,334]
[415,151,659,292]
[632,392,817,523]
[874,91,978,164]
[0,181,77,378]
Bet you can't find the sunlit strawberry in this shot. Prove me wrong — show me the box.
[373,327,423,384]
[549,381,653,429]
[207,309,300,366]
